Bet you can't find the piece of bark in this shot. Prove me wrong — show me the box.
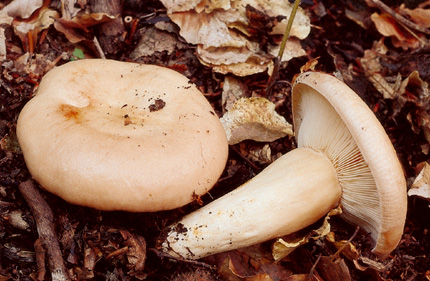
[90,0,126,55]
[34,239,47,281]
[19,180,71,281]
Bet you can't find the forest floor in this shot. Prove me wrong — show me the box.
[1,0,430,280]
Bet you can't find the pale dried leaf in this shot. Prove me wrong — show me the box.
[61,0,82,20]
[201,55,273,77]
[195,0,231,13]
[268,38,306,62]
[248,144,272,164]
[272,236,307,262]
[169,10,239,47]
[0,28,6,61]
[408,162,430,199]
[0,11,13,26]
[162,0,310,75]
[272,207,342,261]
[2,0,43,19]
[198,44,255,65]
[160,0,202,13]
[220,97,293,145]
[6,210,30,231]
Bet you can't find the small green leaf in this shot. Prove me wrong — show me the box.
[71,48,85,60]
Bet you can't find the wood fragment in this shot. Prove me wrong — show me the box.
[34,239,47,281]
[19,180,71,281]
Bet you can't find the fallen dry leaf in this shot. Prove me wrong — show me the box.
[220,97,293,145]
[408,162,430,200]
[370,12,421,50]
[272,207,342,261]
[0,27,6,61]
[399,3,430,29]
[160,0,310,75]
[54,12,116,43]
[2,0,43,19]
[12,7,59,52]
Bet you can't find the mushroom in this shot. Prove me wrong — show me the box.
[161,71,407,259]
[16,59,229,212]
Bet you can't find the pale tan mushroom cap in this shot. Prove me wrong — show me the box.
[292,71,407,256]
[17,59,228,212]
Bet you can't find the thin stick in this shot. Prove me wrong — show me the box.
[308,253,322,281]
[266,0,301,94]
[19,180,71,281]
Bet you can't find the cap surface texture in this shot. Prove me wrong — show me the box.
[17,59,229,212]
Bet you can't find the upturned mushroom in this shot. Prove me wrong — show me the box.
[161,71,407,259]
[16,59,229,212]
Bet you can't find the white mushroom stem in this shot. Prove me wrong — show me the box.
[163,147,342,260]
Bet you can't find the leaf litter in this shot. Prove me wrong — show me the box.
[1,0,430,280]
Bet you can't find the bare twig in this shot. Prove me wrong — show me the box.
[369,0,430,36]
[150,248,216,270]
[19,180,71,281]
[308,253,322,281]
[93,37,106,59]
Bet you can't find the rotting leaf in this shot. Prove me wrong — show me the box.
[220,97,293,145]
[120,230,147,274]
